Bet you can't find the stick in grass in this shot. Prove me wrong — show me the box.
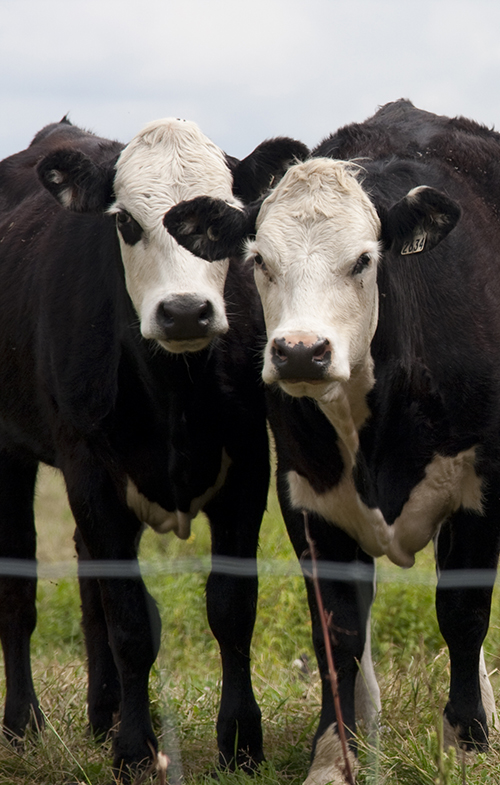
[302,510,356,785]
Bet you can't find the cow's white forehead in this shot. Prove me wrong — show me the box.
[256,158,381,238]
[111,118,238,226]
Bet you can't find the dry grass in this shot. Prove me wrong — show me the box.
[0,466,500,784]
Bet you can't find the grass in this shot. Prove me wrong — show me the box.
[1,465,500,784]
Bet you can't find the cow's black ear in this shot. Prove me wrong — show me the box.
[37,150,116,213]
[381,186,461,255]
[164,196,259,261]
[231,138,310,202]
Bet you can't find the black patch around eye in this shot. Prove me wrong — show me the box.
[352,253,371,276]
[116,211,143,246]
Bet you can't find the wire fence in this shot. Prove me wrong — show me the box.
[0,555,497,588]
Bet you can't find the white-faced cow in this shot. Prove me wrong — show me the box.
[0,116,308,780]
[164,99,500,784]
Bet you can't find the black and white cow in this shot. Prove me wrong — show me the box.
[164,99,500,784]
[0,116,308,779]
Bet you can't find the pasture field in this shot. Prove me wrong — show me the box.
[1,465,500,784]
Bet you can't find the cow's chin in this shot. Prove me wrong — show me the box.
[276,378,338,400]
[158,337,214,354]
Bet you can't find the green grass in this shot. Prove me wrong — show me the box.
[1,465,500,784]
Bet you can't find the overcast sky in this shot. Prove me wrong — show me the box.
[2,0,500,161]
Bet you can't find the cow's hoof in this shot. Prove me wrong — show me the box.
[443,703,489,752]
[304,724,358,785]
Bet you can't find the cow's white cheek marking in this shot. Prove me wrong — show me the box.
[126,449,232,540]
[387,447,483,567]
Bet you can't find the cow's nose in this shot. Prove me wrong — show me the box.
[271,337,332,380]
[156,295,214,341]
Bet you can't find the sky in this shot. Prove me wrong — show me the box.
[2,0,500,161]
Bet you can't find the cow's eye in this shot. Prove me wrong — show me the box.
[116,211,131,225]
[254,254,267,272]
[352,253,371,276]
[116,211,143,246]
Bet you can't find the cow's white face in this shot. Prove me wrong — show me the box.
[246,159,381,399]
[110,119,241,353]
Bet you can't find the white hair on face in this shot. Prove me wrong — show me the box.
[250,157,382,390]
[111,117,241,226]
[107,118,239,351]
[257,157,379,232]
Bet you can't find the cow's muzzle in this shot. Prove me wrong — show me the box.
[156,295,214,342]
[271,336,332,381]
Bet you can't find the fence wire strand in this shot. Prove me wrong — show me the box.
[0,556,497,588]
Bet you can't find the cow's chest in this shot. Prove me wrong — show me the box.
[277,386,484,566]
[113,361,230,539]
[126,447,231,540]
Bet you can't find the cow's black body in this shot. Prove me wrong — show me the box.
[0,121,273,777]
[271,101,500,756]
[164,100,500,781]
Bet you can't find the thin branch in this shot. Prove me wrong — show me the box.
[303,510,356,785]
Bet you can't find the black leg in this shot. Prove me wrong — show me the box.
[62,451,161,780]
[276,470,375,777]
[74,526,121,739]
[0,451,42,740]
[204,453,269,771]
[436,493,500,750]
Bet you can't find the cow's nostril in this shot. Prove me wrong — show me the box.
[272,338,289,363]
[312,339,331,362]
[197,300,213,327]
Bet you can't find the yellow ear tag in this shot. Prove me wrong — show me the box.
[401,229,427,255]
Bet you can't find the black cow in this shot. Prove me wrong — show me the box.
[0,116,308,779]
[164,99,500,784]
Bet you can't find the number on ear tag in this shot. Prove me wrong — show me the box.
[401,230,427,255]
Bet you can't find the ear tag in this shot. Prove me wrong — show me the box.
[401,229,427,255]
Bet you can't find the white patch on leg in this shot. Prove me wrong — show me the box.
[479,647,498,732]
[387,447,483,567]
[355,611,381,730]
[303,724,358,785]
[442,646,497,751]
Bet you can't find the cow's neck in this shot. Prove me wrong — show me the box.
[318,357,375,468]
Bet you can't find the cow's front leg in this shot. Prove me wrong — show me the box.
[205,450,269,772]
[278,473,377,785]
[0,453,42,741]
[436,495,500,751]
[63,453,161,781]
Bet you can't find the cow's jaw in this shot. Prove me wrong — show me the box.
[110,118,238,353]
